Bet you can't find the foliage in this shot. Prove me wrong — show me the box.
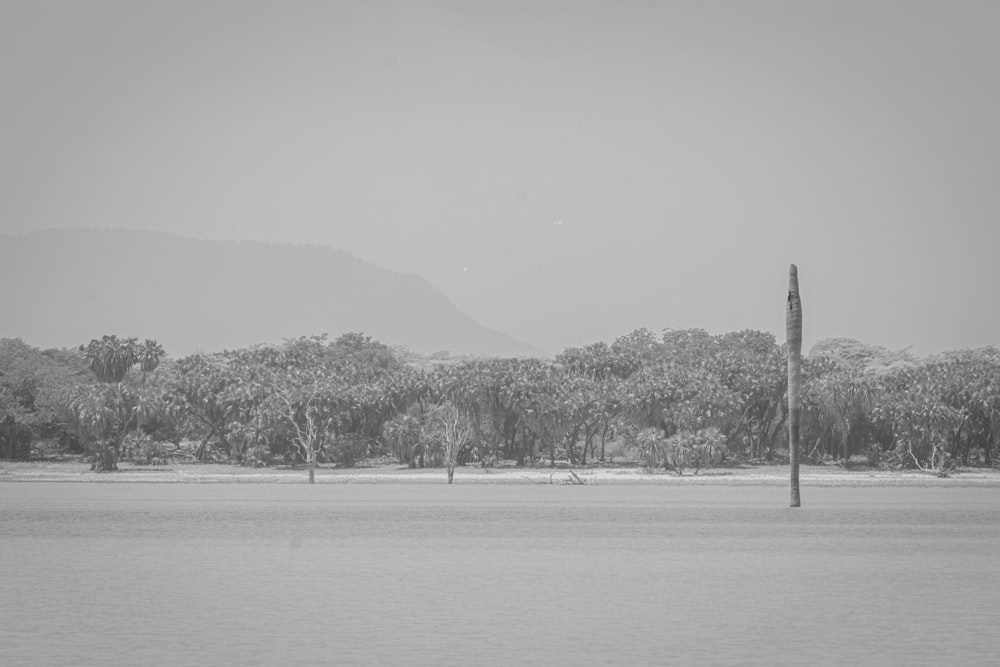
[663,427,728,475]
[870,350,1000,475]
[428,401,472,483]
[635,425,727,475]
[169,352,244,460]
[5,329,999,476]
[81,336,163,383]
[635,427,663,472]
[383,413,425,468]
[0,338,92,456]
[66,336,167,471]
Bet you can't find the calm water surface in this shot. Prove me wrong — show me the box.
[1,483,998,666]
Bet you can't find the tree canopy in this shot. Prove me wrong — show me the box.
[3,329,998,477]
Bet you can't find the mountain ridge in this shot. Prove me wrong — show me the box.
[0,229,542,357]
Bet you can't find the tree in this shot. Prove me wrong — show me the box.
[383,413,425,468]
[624,349,729,439]
[431,402,471,483]
[635,425,727,475]
[0,338,93,458]
[933,348,1000,466]
[715,330,786,460]
[787,265,802,507]
[267,368,341,484]
[610,328,661,372]
[71,336,165,471]
[210,334,417,478]
[517,362,574,468]
[1,339,40,460]
[170,353,243,460]
[801,362,877,463]
[556,344,629,463]
[636,427,663,472]
[869,349,1000,475]
[81,336,162,382]
[686,427,728,473]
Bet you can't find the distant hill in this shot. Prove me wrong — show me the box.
[0,229,541,357]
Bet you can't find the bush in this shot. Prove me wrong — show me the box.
[243,444,270,467]
[124,433,171,466]
[325,434,370,468]
[663,427,728,475]
[635,427,664,472]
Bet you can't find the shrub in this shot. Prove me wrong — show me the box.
[663,427,728,475]
[636,427,664,472]
[325,434,370,468]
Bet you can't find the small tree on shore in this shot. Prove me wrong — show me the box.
[431,402,471,484]
[636,427,663,472]
[266,369,341,484]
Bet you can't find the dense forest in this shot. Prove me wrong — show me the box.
[1,330,998,479]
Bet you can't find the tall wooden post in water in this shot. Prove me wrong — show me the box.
[787,264,803,507]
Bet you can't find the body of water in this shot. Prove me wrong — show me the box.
[1,483,998,666]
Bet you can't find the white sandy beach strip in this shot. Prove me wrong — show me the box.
[2,462,999,487]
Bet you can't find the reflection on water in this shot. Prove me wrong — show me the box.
[1,484,998,666]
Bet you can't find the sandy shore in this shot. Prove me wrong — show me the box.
[2,461,999,486]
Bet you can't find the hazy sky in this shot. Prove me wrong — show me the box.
[3,0,998,354]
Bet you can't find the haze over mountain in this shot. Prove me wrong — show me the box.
[0,229,540,357]
[4,4,1000,355]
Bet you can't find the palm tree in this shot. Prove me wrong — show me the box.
[81,335,139,383]
[787,265,803,507]
[138,339,165,378]
[383,413,424,468]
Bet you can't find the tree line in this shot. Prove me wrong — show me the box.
[1,330,998,479]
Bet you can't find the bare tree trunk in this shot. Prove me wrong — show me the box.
[787,264,803,508]
[447,463,455,484]
[3,416,14,460]
[195,425,216,461]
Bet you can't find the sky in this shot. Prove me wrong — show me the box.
[2,0,998,355]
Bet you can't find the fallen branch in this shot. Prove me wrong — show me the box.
[520,470,592,485]
[907,442,954,478]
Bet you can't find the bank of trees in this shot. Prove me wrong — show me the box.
[1,330,998,476]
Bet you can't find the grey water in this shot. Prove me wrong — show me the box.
[1,483,998,666]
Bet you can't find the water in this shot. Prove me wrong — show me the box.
[2,483,998,666]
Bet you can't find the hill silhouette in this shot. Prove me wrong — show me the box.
[0,229,540,357]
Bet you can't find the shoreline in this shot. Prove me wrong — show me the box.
[2,461,1000,486]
